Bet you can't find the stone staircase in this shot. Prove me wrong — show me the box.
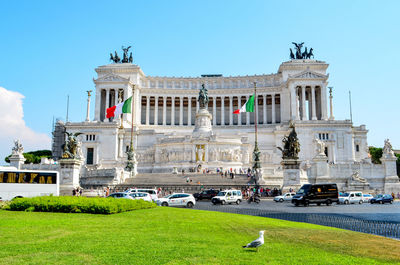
[124,172,251,186]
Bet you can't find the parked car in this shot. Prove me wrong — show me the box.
[193,189,219,201]
[370,194,393,204]
[126,189,158,201]
[292,183,338,206]
[107,192,134,200]
[127,192,152,202]
[274,193,296,202]
[339,191,363,204]
[156,193,195,208]
[211,190,242,205]
[362,194,373,203]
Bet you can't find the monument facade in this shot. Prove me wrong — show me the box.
[40,45,398,193]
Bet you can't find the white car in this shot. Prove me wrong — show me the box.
[274,193,296,202]
[339,191,363,204]
[156,193,195,208]
[211,190,242,205]
[362,194,373,203]
[127,192,153,202]
[126,188,158,201]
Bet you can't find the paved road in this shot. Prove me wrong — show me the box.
[194,200,400,223]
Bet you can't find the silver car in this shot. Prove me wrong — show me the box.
[107,192,134,200]
[274,193,296,202]
[156,193,196,208]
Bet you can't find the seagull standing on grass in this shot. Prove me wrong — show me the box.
[242,231,264,251]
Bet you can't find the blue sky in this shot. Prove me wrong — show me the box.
[0,0,399,161]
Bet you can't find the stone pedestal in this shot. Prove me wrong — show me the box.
[282,159,308,191]
[312,154,330,183]
[193,108,212,138]
[59,159,83,196]
[9,154,25,169]
[381,156,400,193]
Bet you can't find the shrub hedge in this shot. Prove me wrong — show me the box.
[7,196,156,214]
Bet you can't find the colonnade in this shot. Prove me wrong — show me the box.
[292,85,325,121]
[140,94,282,126]
[98,86,326,123]
[99,88,124,121]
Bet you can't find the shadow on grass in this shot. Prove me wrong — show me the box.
[243,248,260,252]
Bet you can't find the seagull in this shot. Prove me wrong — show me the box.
[242,230,264,251]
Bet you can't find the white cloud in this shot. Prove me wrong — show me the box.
[0,87,51,164]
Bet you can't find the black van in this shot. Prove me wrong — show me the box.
[291,183,338,206]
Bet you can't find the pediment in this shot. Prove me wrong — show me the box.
[290,71,327,80]
[94,74,130,83]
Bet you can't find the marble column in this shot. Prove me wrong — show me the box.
[301,86,306,120]
[263,94,267,124]
[229,96,233,125]
[272,94,276,124]
[85,91,91,122]
[154,96,159,125]
[246,95,250,125]
[238,96,242,125]
[213,97,217,126]
[145,96,150,125]
[321,84,328,120]
[311,86,317,120]
[95,89,101,121]
[196,98,199,112]
[290,84,297,120]
[114,89,118,106]
[329,87,334,120]
[187,97,191,125]
[163,97,167,125]
[221,97,225,125]
[171,97,175,125]
[105,89,110,121]
[179,97,183,126]
[118,133,124,158]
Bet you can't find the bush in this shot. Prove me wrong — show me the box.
[7,196,156,214]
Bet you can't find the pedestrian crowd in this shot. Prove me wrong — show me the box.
[72,187,83,196]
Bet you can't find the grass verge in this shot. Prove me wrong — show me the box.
[0,207,399,264]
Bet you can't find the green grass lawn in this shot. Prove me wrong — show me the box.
[0,208,399,265]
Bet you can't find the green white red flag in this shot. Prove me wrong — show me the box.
[233,94,255,114]
[106,96,132,118]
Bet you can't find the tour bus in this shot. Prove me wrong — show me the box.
[0,169,59,201]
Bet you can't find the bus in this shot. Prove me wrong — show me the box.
[0,169,59,201]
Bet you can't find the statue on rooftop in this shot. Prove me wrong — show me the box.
[291,42,314,59]
[110,46,134,63]
[121,46,131,63]
[12,140,24,155]
[383,139,395,158]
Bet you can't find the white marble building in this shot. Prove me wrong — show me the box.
[58,58,399,193]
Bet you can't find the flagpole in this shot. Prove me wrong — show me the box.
[252,82,261,186]
[130,84,135,152]
[125,84,137,175]
[254,82,257,143]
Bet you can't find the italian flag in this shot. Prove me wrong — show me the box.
[106,97,132,118]
[233,94,255,114]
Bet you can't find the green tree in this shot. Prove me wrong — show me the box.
[369,146,400,177]
[369,147,383,164]
[4,150,52,164]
